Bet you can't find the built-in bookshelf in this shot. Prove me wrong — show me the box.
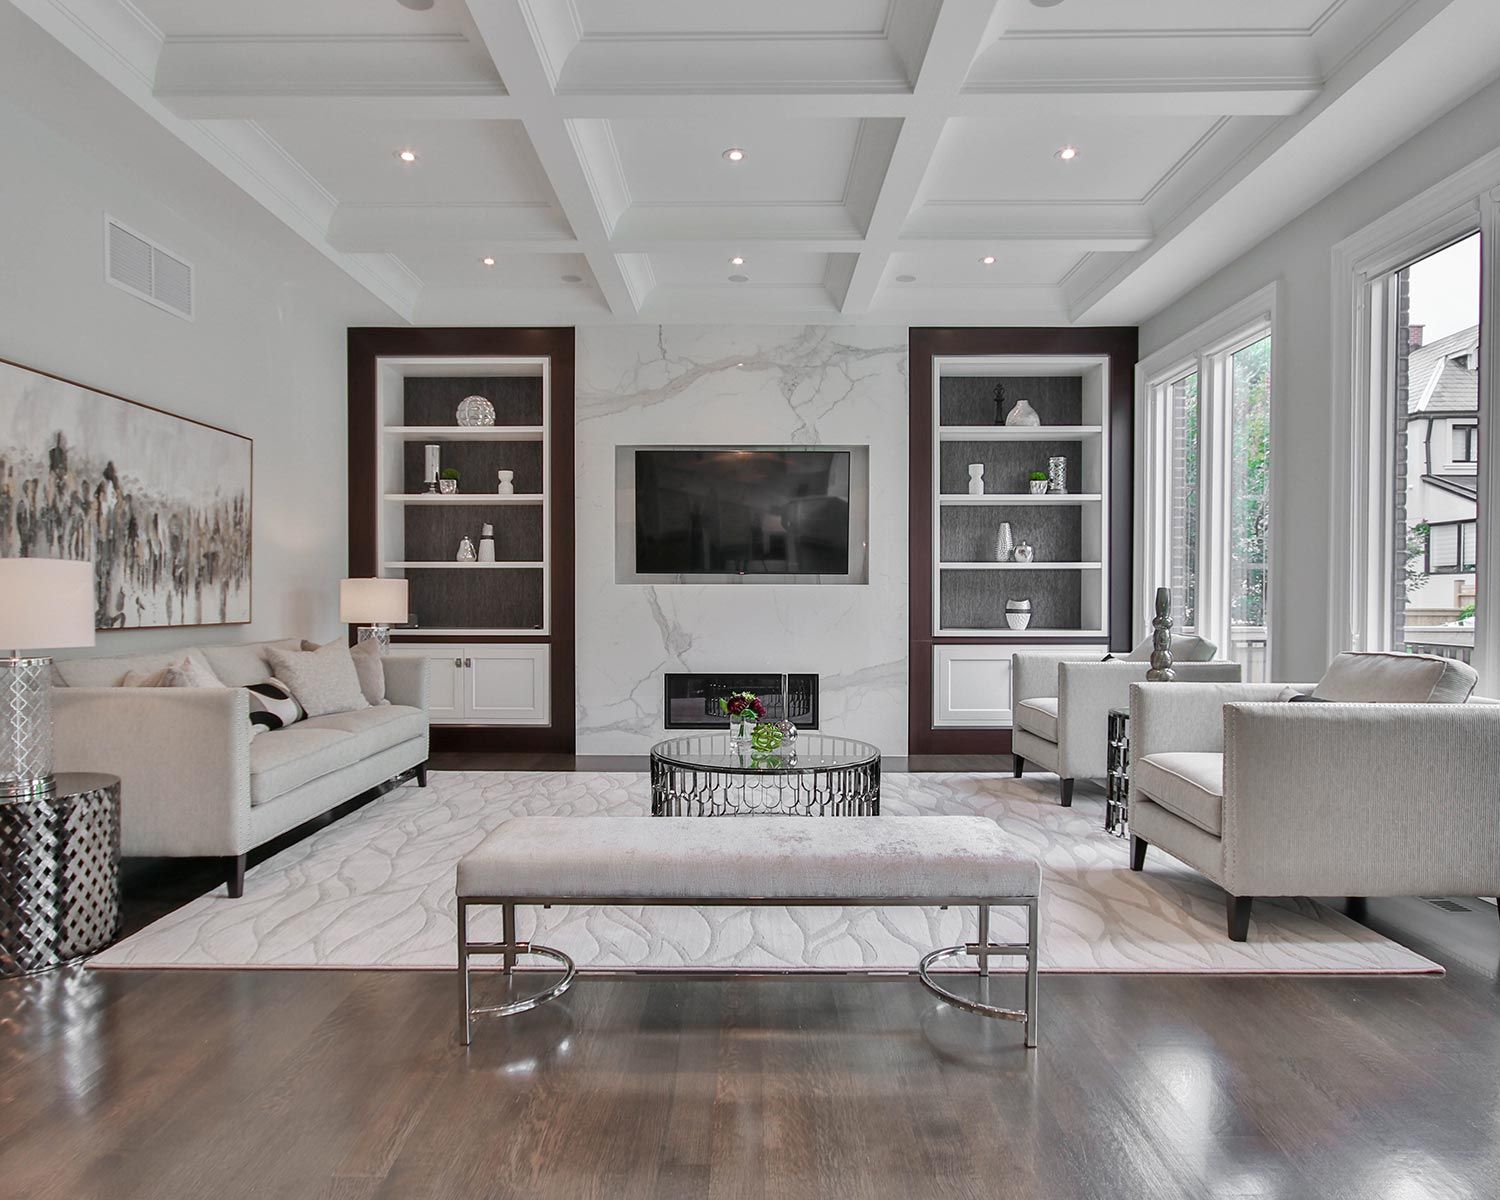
[349,328,576,750]
[931,355,1111,638]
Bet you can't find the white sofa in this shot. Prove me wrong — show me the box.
[1128,652,1499,940]
[1011,638,1241,806]
[51,638,430,896]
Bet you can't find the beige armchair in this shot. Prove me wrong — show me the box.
[1011,643,1241,806]
[1129,659,1500,940]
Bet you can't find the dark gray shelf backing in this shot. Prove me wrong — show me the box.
[939,439,1083,496]
[407,568,545,631]
[403,439,543,495]
[403,375,543,426]
[940,569,1082,631]
[939,375,1083,427]
[404,505,544,563]
[940,504,1082,563]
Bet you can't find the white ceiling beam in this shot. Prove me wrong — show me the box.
[461,0,641,316]
[840,0,1003,315]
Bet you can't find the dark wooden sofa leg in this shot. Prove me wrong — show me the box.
[1129,835,1147,872]
[415,762,429,788]
[1012,755,1025,778]
[1227,896,1253,942]
[1059,777,1074,807]
[226,853,247,898]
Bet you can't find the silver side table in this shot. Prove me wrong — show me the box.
[1105,709,1130,838]
[0,772,122,977]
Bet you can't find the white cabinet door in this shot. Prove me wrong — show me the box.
[933,644,1101,727]
[465,644,550,725]
[389,645,465,722]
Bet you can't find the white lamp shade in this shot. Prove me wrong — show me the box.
[340,577,409,625]
[0,558,97,650]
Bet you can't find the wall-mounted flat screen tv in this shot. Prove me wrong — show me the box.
[634,449,851,575]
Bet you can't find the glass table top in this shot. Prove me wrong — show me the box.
[650,733,881,774]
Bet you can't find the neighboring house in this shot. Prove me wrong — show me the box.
[1404,323,1479,625]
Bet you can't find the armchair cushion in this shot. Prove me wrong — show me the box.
[1135,751,1224,836]
[1014,697,1059,742]
[1311,651,1478,704]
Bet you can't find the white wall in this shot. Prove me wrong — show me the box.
[1140,75,1500,682]
[575,326,909,753]
[0,9,384,659]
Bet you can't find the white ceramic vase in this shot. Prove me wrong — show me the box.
[496,469,515,496]
[967,464,985,496]
[1005,399,1041,427]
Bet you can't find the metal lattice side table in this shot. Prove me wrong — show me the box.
[1105,709,1130,838]
[0,772,122,977]
[650,734,880,817]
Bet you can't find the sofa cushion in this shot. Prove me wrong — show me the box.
[201,638,304,687]
[298,704,426,758]
[1311,651,1478,704]
[56,649,194,688]
[267,642,369,717]
[1014,697,1059,743]
[249,726,365,806]
[1123,633,1218,663]
[1136,752,1224,836]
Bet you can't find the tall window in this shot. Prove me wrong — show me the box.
[1389,233,1481,662]
[1139,288,1275,682]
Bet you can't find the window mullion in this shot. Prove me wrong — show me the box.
[1198,350,1232,655]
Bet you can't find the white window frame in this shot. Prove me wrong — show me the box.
[1136,283,1280,664]
[1330,146,1500,687]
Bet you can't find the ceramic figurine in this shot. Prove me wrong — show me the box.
[456,395,496,426]
[968,464,985,496]
[496,469,515,496]
[1013,541,1034,564]
[1147,587,1176,682]
[477,523,496,563]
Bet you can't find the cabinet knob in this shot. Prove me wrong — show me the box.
[465,657,473,668]
[454,657,462,668]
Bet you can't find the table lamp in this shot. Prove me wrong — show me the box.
[0,558,96,798]
[340,577,409,653]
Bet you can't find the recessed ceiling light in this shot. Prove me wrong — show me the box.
[1056,144,1079,161]
[481,256,495,267]
[895,274,917,284]
[560,274,583,283]
[728,274,749,283]
[722,147,746,162]
[729,255,745,266]
[980,255,996,265]
[396,148,418,163]
[397,0,436,9]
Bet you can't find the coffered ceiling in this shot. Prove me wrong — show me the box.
[10,0,1500,325]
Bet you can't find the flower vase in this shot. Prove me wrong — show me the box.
[728,715,756,747]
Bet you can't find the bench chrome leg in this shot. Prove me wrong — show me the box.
[503,903,516,975]
[1025,899,1039,1049]
[977,905,990,978]
[458,899,472,1046]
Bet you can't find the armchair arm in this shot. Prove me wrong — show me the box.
[1012,651,1106,705]
[1130,682,1287,758]
[1221,702,1500,896]
[382,656,430,711]
[1055,661,1149,778]
[53,688,252,857]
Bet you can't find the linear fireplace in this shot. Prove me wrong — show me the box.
[663,672,819,730]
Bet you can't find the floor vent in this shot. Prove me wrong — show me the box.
[105,215,194,320]
[1421,897,1473,913]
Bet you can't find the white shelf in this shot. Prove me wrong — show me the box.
[384,561,545,570]
[938,425,1103,441]
[936,627,1109,639]
[383,493,544,505]
[939,493,1102,505]
[382,425,545,441]
[939,561,1102,570]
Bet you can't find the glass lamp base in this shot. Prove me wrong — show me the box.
[1,656,55,799]
[356,625,391,654]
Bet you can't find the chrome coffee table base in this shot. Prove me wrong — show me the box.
[649,733,881,817]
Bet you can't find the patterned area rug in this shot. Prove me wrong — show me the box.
[90,771,1441,974]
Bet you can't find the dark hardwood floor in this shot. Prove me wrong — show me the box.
[4,758,1497,1199]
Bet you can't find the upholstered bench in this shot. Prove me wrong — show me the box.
[456,815,1042,1047]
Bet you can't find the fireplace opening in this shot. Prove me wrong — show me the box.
[663,672,819,730]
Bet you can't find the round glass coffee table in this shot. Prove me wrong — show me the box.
[650,733,881,816]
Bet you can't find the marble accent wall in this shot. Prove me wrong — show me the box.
[576,325,909,753]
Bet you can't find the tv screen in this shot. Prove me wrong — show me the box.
[635,449,851,575]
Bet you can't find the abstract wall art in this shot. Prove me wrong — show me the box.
[0,358,252,629]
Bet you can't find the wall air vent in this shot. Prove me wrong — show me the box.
[105,215,194,320]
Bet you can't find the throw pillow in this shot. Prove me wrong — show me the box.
[122,653,224,688]
[267,642,369,717]
[245,678,305,733]
[1311,651,1478,703]
[303,637,386,706]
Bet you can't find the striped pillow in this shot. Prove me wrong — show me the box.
[244,678,305,735]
